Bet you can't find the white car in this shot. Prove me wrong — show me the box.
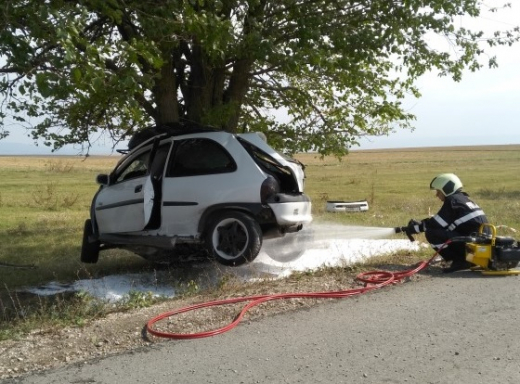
[81,128,312,266]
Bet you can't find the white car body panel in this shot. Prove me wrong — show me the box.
[269,201,313,226]
[95,176,147,233]
[143,177,155,227]
[160,171,265,236]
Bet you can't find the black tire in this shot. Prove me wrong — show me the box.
[81,219,100,264]
[204,211,262,266]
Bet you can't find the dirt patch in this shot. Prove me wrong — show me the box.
[0,260,439,380]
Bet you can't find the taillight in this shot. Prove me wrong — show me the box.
[260,176,280,203]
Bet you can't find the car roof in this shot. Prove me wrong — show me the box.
[119,124,222,154]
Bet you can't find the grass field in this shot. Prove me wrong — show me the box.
[301,145,520,229]
[1,145,520,333]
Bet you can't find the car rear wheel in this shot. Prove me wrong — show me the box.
[81,219,100,264]
[205,211,262,266]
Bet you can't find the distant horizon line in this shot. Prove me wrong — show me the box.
[1,142,519,157]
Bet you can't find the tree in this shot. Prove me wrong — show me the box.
[0,0,518,155]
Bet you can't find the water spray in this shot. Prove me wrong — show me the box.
[305,223,400,241]
[308,223,415,242]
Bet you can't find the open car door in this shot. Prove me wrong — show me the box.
[94,140,170,234]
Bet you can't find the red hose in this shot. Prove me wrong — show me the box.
[146,252,440,340]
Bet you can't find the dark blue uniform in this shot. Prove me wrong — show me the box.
[423,191,488,263]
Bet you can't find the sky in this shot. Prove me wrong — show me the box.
[0,2,519,155]
[359,3,520,149]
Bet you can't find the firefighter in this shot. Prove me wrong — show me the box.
[406,173,489,273]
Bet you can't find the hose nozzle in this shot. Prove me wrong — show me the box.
[394,226,406,234]
[394,226,415,242]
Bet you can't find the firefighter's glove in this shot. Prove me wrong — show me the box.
[406,219,425,235]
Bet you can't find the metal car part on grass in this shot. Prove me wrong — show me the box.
[326,200,369,212]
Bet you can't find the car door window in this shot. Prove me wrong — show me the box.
[115,150,150,183]
[166,138,236,177]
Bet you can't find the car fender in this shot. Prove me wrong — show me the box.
[198,203,275,234]
[90,187,103,237]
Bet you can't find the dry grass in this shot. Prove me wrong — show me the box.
[296,145,520,228]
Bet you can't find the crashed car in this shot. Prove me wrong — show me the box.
[81,127,312,266]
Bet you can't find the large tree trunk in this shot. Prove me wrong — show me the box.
[154,58,179,125]
[224,58,254,133]
[222,0,265,133]
[209,66,226,110]
[185,44,210,125]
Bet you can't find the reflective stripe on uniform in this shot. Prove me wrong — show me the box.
[433,214,449,228]
[447,209,485,231]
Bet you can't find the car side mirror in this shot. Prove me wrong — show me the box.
[96,174,109,185]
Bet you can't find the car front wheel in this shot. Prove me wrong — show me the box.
[205,211,262,266]
[81,219,100,264]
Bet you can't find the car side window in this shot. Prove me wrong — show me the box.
[115,150,150,183]
[166,138,236,177]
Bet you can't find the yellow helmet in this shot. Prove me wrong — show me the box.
[430,173,463,197]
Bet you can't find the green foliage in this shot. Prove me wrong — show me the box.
[1,1,518,155]
[122,290,157,309]
[180,279,200,296]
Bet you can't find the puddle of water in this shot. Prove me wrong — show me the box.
[26,273,177,302]
[24,223,421,302]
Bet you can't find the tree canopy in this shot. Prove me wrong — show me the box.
[0,0,518,155]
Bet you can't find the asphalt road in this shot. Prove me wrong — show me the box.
[5,272,520,384]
